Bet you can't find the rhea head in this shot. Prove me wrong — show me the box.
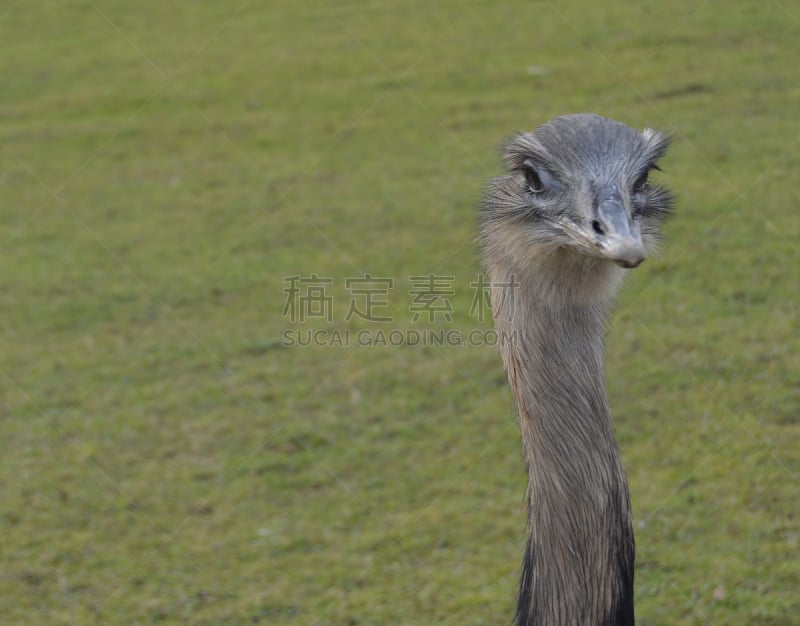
[481,114,673,291]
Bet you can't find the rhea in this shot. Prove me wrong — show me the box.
[480,114,672,626]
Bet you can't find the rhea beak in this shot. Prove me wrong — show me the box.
[593,195,646,268]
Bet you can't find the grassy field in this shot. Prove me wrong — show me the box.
[1,1,798,624]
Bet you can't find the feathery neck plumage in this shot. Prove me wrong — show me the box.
[489,255,635,626]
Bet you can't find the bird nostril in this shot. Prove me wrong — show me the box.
[591,220,605,236]
[615,257,644,269]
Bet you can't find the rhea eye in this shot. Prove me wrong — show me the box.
[524,166,544,194]
[633,170,650,193]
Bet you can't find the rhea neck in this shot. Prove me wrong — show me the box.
[490,251,636,626]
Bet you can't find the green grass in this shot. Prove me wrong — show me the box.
[1,1,798,624]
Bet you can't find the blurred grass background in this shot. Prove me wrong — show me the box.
[0,1,798,624]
